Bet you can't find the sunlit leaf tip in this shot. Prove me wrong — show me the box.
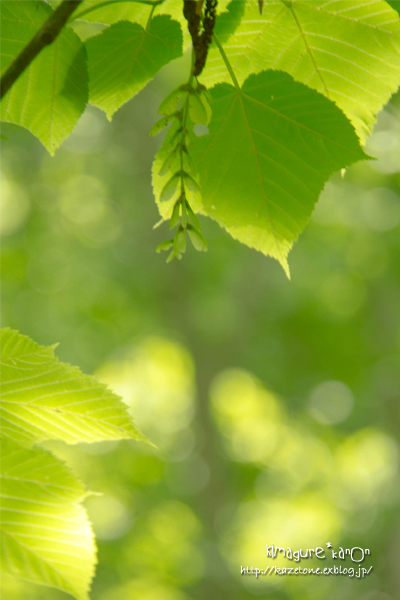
[0,328,148,446]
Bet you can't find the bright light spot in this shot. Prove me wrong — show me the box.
[64,108,106,153]
[346,234,388,279]
[210,369,284,464]
[257,425,332,490]
[86,495,131,540]
[126,500,204,585]
[312,182,364,228]
[222,494,340,582]
[309,381,354,425]
[0,177,30,235]
[165,457,210,495]
[96,337,195,449]
[366,129,400,174]
[193,124,209,136]
[98,578,188,600]
[59,175,120,245]
[81,440,120,455]
[26,248,70,294]
[149,501,200,544]
[320,271,366,318]
[362,188,400,232]
[332,429,399,509]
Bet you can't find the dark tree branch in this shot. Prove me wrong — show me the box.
[0,0,84,100]
[183,0,217,77]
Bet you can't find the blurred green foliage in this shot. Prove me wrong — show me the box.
[1,54,399,600]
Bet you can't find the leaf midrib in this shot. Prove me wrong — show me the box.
[235,90,287,263]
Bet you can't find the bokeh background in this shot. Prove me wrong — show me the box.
[1,46,400,600]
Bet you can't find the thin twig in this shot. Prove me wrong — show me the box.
[0,0,84,100]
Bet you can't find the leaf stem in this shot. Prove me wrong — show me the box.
[213,33,240,92]
[146,1,158,31]
[71,0,164,22]
[0,0,84,100]
[179,50,195,194]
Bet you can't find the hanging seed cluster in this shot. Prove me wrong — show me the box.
[151,79,212,262]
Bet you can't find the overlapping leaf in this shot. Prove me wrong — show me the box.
[174,71,366,274]
[0,328,145,446]
[202,0,400,141]
[86,15,183,119]
[72,0,231,47]
[0,438,95,600]
[0,1,88,154]
[387,1,400,16]
[73,0,154,27]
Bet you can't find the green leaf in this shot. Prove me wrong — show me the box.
[0,438,96,600]
[0,1,88,154]
[86,16,183,119]
[190,71,367,275]
[202,0,400,141]
[0,328,146,446]
[386,1,400,16]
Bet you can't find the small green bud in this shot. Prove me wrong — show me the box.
[174,226,187,255]
[186,203,202,231]
[169,201,181,229]
[159,147,179,176]
[160,172,180,203]
[156,239,174,253]
[166,250,175,263]
[187,224,208,252]
[183,172,201,197]
[158,88,185,115]
[150,114,176,136]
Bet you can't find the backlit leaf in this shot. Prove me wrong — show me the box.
[0,1,88,154]
[190,71,367,274]
[0,438,96,600]
[202,0,400,141]
[0,328,146,446]
[86,16,183,119]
